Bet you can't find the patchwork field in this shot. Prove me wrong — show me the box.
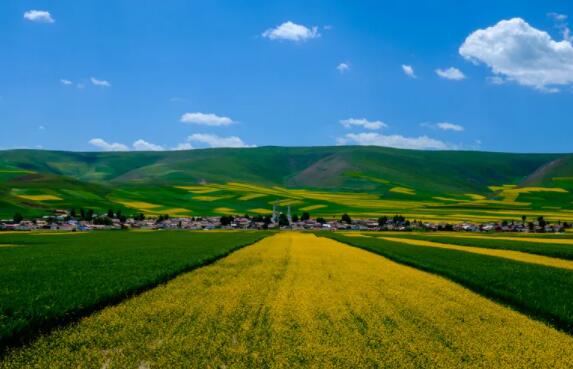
[2,233,573,368]
[326,232,573,333]
[2,147,573,221]
[3,229,573,367]
[0,231,268,348]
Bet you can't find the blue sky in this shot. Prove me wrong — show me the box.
[1,0,573,153]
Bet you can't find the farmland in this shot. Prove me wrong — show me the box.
[3,233,573,368]
[0,231,268,348]
[325,232,573,333]
[2,147,573,222]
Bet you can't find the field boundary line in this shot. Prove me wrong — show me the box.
[380,236,573,270]
[0,232,272,356]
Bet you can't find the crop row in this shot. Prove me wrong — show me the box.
[323,232,573,333]
[3,233,573,368]
[0,231,269,349]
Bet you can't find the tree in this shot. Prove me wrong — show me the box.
[378,216,388,227]
[80,208,86,220]
[278,213,290,227]
[522,215,527,225]
[86,209,94,221]
[13,213,24,223]
[316,217,326,224]
[93,216,113,226]
[134,213,146,221]
[220,215,234,226]
[70,209,77,219]
[107,209,115,219]
[292,214,299,223]
[538,216,547,232]
[341,213,352,224]
[301,212,310,221]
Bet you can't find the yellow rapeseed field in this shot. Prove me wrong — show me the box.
[380,236,573,270]
[16,194,62,201]
[429,234,573,245]
[389,186,415,195]
[3,233,573,368]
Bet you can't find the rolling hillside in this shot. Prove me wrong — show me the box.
[1,146,572,222]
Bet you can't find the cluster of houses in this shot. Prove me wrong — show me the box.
[0,209,570,233]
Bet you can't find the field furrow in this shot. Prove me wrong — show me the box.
[379,236,573,270]
[2,233,573,368]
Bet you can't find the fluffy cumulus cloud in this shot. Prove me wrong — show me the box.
[89,138,128,152]
[132,139,164,151]
[60,79,73,86]
[24,10,54,23]
[402,65,416,78]
[262,21,320,42]
[436,122,464,132]
[89,138,195,152]
[459,18,573,91]
[435,67,466,80]
[180,112,234,126]
[187,133,254,148]
[340,118,387,130]
[337,63,350,73]
[337,132,452,150]
[90,77,111,87]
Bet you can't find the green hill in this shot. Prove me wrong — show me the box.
[1,146,572,222]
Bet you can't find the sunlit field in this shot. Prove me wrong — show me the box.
[2,233,573,368]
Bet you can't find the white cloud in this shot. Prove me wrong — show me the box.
[187,134,254,148]
[262,21,320,42]
[548,12,572,41]
[337,63,350,73]
[337,132,452,150]
[459,18,573,91]
[435,67,466,80]
[487,76,506,85]
[436,122,464,132]
[132,139,164,151]
[340,118,387,130]
[60,79,73,86]
[90,77,111,87]
[38,125,46,131]
[180,112,234,126]
[173,143,193,151]
[402,65,416,78]
[24,10,54,23]
[89,138,128,152]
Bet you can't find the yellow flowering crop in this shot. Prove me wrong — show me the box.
[3,233,573,368]
[380,236,573,270]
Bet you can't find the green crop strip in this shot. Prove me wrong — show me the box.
[0,231,270,351]
[323,232,573,334]
[381,234,573,260]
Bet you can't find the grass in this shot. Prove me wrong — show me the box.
[0,230,269,349]
[323,232,573,334]
[384,233,573,260]
[2,233,573,368]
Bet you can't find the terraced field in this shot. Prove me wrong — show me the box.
[2,232,573,368]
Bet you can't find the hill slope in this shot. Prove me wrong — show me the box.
[1,146,572,222]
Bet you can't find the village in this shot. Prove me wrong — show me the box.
[0,207,569,233]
